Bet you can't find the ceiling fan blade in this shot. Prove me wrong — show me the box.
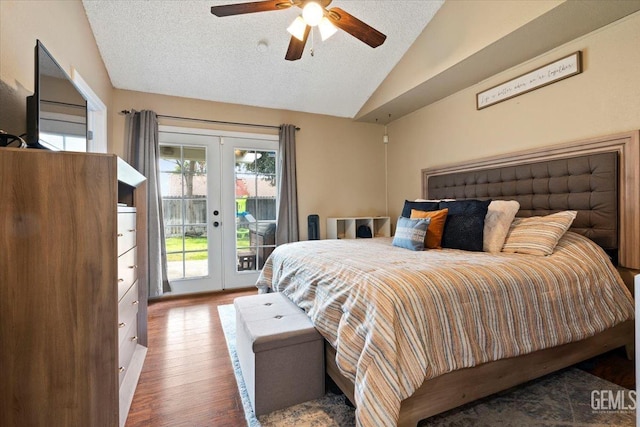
[285,25,310,61]
[211,0,293,17]
[327,7,387,48]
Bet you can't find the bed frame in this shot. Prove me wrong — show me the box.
[325,130,639,427]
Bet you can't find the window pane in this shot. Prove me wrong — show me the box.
[260,151,276,174]
[185,251,208,277]
[165,231,184,255]
[185,199,207,225]
[233,149,277,272]
[167,252,184,280]
[237,249,256,272]
[236,221,250,247]
[183,174,206,198]
[163,199,182,225]
[160,143,210,281]
[159,145,181,172]
[183,147,207,172]
[160,172,182,198]
[184,227,207,250]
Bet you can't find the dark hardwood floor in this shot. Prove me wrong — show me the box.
[126,289,256,427]
[125,289,635,426]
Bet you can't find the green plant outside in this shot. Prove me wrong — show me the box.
[166,233,250,261]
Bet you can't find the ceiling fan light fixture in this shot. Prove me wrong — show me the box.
[318,16,337,41]
[302,1,323,26]
[287,16,307,41]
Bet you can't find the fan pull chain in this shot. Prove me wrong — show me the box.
[310,27,315,57]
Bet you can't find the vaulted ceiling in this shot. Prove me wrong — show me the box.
[83,0,640,124]
[83,0,444,118]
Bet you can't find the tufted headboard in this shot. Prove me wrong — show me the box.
[422,131,640,269]
[428,152,617,251]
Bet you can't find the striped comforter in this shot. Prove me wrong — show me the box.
[256,232,634,427]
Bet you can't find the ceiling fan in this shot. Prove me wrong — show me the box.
[210,0,387,61]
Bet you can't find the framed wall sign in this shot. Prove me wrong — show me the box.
[476,51,582,110]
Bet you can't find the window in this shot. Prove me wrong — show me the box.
[235,149,277,271]
[159,145,209,280]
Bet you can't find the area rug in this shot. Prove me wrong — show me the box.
[218,304,635,426]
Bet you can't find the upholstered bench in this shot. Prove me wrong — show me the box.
[234,292,324,416]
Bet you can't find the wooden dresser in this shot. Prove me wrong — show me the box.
[0,149,148,427]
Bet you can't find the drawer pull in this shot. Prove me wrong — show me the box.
[118,278,124,282]
[128,229,136,232]
[119,367,125,373]
[132,300,139,305]
[131,336,138,342]
[117,233,124,237]
[128,265,138,269]
[118,322,126,328]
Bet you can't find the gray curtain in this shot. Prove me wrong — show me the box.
[124,110,171,298]
[276,124,299,245]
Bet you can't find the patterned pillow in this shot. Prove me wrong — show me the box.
[483,200,520,253]
[392,217,431,251]
[410,208,448,249]
[438,200,491,252]
[502,211,577,256]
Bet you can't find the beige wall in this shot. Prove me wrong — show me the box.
[0,0,112,137]
[0,0,387,241]
[386,11,640,221]
[113,90,387,239]
[6,1,636,241]
[358,0,562,118]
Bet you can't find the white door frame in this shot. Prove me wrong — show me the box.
[159,125,278,294]
[71,68,107,153]
[158,130,223,294]
[220,136,279,289]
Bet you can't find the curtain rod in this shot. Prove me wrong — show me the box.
[119,110,300,131]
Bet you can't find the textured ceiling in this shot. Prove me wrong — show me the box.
[82,0,443,118]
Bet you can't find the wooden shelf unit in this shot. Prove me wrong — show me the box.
[326,216,391,239]
[0,148,147,427]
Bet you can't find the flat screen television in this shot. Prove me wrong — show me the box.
[26,40,88,151]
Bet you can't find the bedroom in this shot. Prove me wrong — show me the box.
[1,0,640,426]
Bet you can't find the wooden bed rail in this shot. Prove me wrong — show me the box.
[326,320,634,427]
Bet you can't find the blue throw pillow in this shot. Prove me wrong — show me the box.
[438,199,491,251]
[392,217,431,251]
[401,200,439,218]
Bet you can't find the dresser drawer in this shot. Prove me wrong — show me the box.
[117,212,137,257]
[118,318,139,387]
[117,247,138,302]
[118,281,139,347]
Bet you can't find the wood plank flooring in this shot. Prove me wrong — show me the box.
[125,289,635,426]
[125,289,256,427]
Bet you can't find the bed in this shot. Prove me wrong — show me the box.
[256,130,639,427]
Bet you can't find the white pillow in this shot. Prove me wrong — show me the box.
[483,200,520,253]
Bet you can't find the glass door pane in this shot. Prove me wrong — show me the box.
[160,145,209,280]
[158,128,275,293]
[234,149,277,271]
[223,137,279,289]
[158,129,223,295]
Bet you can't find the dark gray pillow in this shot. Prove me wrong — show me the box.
[401,200,439,218]
[439,200,491,251]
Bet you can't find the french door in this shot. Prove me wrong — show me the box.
[158,126,278,294]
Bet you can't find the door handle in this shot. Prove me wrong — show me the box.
[213,221,220,227]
